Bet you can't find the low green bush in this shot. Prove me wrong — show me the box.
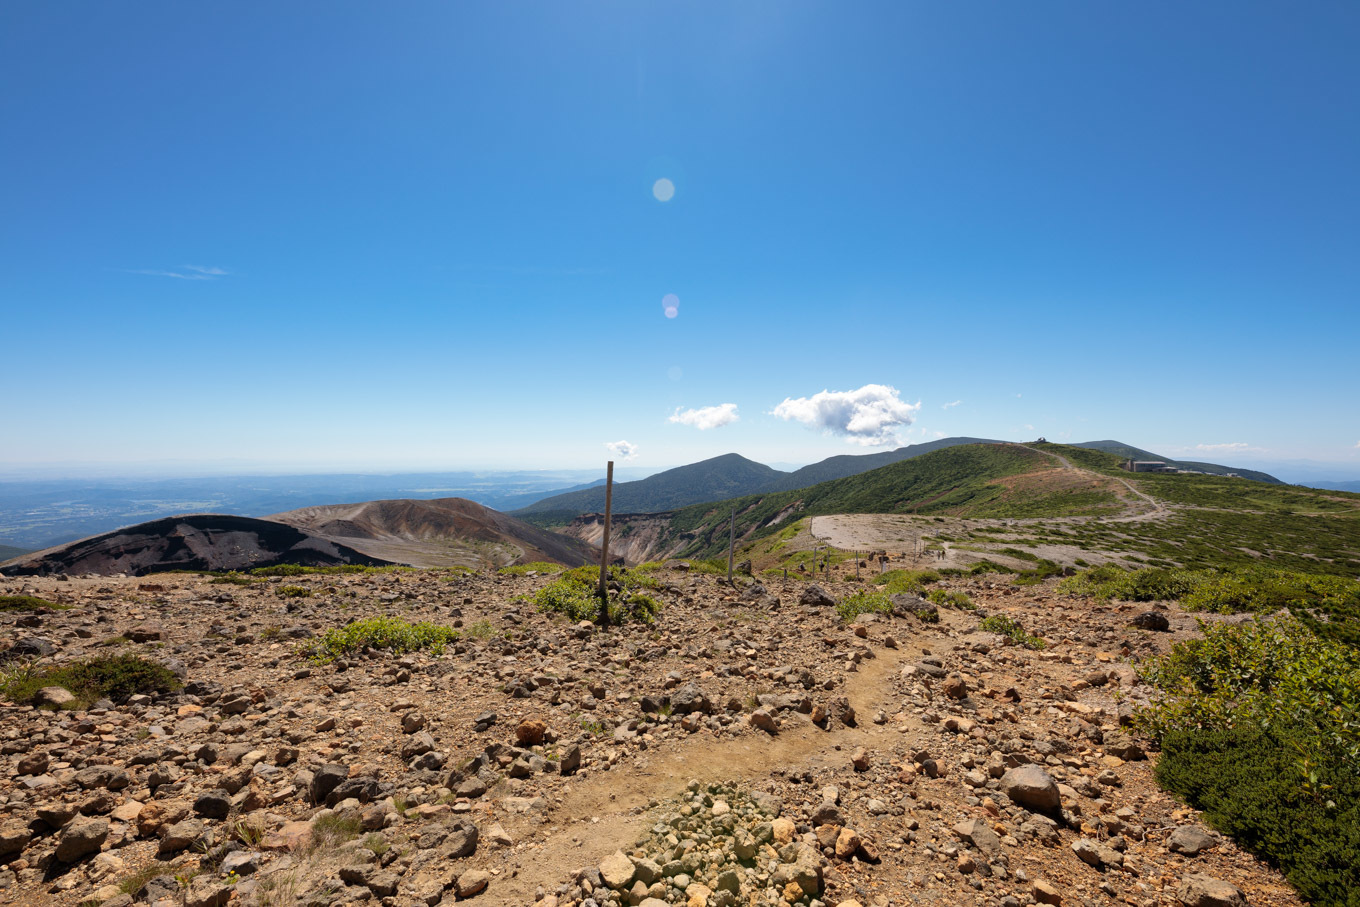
[927,588,974,610]
[1060,565,1360,646]
[835,590,893,622]
[251,564,404,577]
[978,614,1045,648]
[276,585,312,598]
[524,566,662,624]
[1,654,181,708]
[0,594,70,612]
[1140,616,1360,906]
[1011,558,1063,586]
[309,617,460,662]
[874,568,941,594]
[1058,565,1205,601]
[498,561,564,576]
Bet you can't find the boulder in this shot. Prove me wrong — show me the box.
[1177,874,1246,907]
[1001,765,1061,812]
[799,585,836,608]
[55,816,109,862]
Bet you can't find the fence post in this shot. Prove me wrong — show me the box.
[597,461,614,625]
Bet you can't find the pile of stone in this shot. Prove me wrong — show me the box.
[564,781,836,907]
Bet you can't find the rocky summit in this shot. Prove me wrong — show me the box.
[0,565,1287,907]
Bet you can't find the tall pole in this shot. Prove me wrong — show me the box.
[597,461,614,625]
[727,510,735,583]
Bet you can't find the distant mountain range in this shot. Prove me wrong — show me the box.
[0,544,32,562]
[1070,441,1282,484]
[1310,480,1360,493]
[513,437,1003,520]
[514,437,1279,522]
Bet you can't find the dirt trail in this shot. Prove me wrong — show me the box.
[491,640,914,903]
[1016,445,1168,523]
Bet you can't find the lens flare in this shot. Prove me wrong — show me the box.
[652,178,675,202]
[662,294,679,319]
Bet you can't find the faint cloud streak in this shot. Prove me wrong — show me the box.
[124,264,229,281]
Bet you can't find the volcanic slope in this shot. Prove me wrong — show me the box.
[269,497,599,569]
[0,514,391,577]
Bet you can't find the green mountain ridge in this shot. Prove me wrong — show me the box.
[515,437,1280,522]
[648,443,1112,560]
[514,453,783,518]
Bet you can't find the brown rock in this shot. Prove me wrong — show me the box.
[515,718,547,747]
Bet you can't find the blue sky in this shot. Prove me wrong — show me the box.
[3,2,1358,477]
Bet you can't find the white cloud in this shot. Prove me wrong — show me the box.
[933,431,946,439]
[668,403,739,430]
[942,400,962,409]
[126,264,229,280]
[771,384,920,447]
[1354,440,1360,449]
[604,440,638,461]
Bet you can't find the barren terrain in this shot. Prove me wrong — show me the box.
[0,562,1295,907]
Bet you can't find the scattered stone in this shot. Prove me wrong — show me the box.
[1177,874,1247,907]
[1001,765,1061,812]
[1169,825,1218,857]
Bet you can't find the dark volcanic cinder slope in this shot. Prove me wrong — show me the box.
[270,497,600,569]
[0,515,390,577]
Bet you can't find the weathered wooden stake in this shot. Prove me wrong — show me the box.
[855,551,860,581]
[727,510,735,583]
[597,460,614,625]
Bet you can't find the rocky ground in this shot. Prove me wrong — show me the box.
[0,562,1300,907]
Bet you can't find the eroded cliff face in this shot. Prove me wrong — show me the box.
[563,512,690,565]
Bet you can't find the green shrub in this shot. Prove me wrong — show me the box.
[978,614,1045,649]
[524,566,662,624]
[309,813,362,850]
[310,617,460,662]
[927,588,974,610]
[1,654,181,708]
[835,590,893,622]
[1058,565,1206,601]
[874,568,941,594]
[940,559,1017,577]
[1139,615,1360,906]
[209,572,257,586]
[1156,722,1360,906]
[1011,559,1063,586]
[1061,565,1360,646]
[0,594,70,612]
[498,561,564,576]
[276,585,312,598]
[251,564,404,577]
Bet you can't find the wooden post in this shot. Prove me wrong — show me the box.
[727,510,735,583]
[597,461,614,625]
[855,551,860,581]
